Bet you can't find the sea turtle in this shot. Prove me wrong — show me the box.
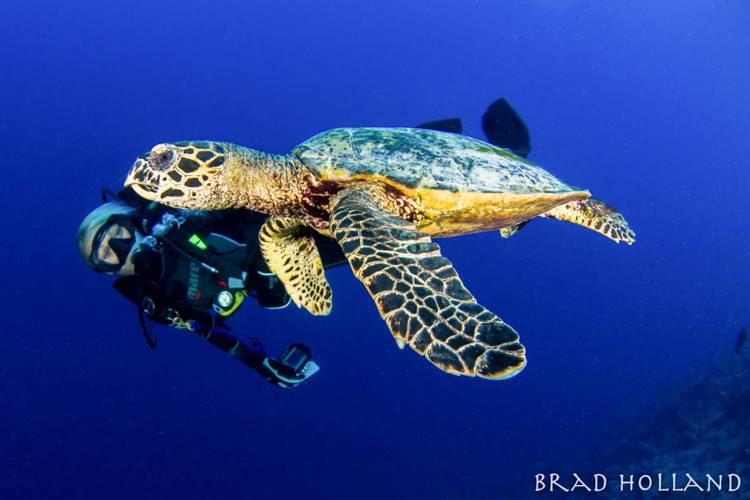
[124,128,635,380]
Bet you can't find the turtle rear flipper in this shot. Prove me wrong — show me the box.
[330,184,526,379]
[259,217,332,316]
[541,198,636,245]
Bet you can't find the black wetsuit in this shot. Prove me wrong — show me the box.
[108,189,344,387]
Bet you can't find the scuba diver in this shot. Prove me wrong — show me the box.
[76,188,345,388]
[77,96,531,388]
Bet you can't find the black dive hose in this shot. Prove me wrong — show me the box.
[137,301,158,349]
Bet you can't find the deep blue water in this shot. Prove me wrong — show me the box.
[1,1,748,499]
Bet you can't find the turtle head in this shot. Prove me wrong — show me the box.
[124,141,230,210]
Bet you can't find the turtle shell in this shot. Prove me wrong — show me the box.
[292,127,576,194]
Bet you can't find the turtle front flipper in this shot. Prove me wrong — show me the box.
[329,185,526,379]
[259,217,332,316]
[541,198,636,244]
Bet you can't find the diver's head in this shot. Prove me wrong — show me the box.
[124,141,230,210]
[76,201,143,275]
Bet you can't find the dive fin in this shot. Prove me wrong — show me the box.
[482,98,531,158]
[417,118,463,134]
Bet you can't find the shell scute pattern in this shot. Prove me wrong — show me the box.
[293,127,575,195]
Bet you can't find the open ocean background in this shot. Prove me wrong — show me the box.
[1,1,748,498]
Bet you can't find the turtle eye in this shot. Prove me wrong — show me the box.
[151,147,176,170]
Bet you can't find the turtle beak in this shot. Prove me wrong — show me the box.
[124,158,159,200]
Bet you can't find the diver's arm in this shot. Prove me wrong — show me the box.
[197,321,317,389]
[115,282,305,387]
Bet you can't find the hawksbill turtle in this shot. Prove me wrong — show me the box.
[124,127,635,380]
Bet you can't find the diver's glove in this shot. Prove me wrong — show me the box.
[263,343,320,389]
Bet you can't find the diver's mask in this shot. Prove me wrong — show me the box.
[90,215,138,273]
